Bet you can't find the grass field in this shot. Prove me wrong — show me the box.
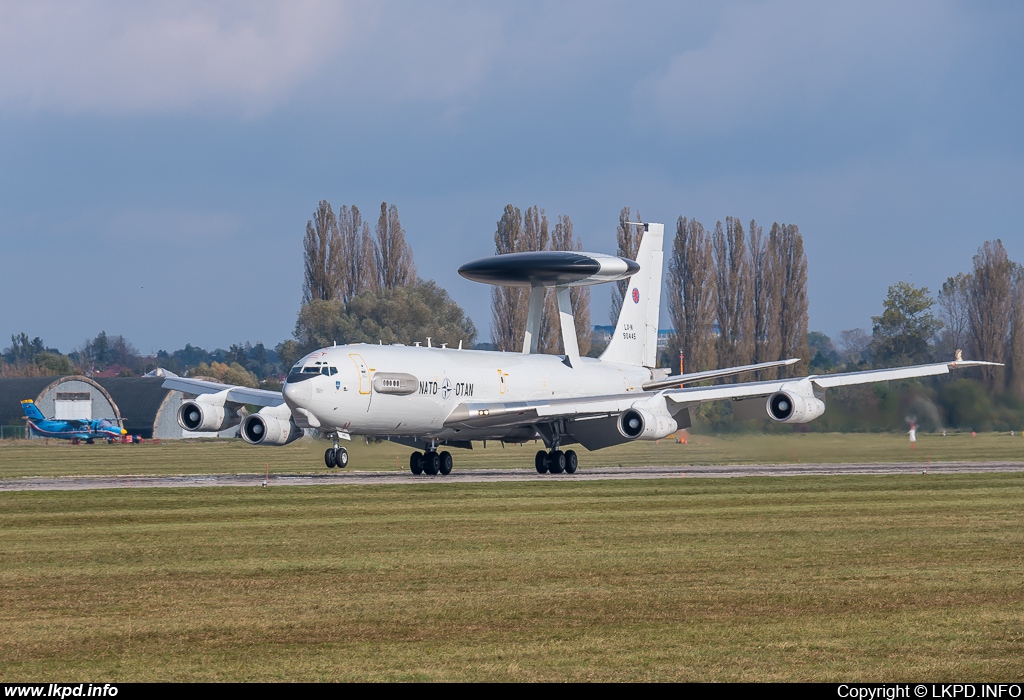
[1,474,1022,681]
[1,430,1023,479]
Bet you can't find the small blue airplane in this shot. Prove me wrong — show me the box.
[20,399,127,443]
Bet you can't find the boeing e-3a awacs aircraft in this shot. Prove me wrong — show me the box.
[164,222,998,475]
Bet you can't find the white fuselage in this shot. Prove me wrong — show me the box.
[281,343,654,441]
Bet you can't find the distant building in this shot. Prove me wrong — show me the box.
[0,376,119,439]
[0,374,236,440]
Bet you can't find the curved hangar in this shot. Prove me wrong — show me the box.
[458,251,639,287]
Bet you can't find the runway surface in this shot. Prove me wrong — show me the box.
[2,461,1023,491]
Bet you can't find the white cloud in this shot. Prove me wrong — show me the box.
[634,0,963,137]
[0,1,526,115]
[0,1,351,113]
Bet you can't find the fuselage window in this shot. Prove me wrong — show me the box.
[330,367,338,376]
[302,366,320,374]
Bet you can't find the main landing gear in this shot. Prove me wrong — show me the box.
[409,448,453,476]
[535,448,578,475]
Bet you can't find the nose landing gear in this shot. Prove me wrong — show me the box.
[325,436,349,469]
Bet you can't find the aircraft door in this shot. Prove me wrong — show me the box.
[349,354,371,395]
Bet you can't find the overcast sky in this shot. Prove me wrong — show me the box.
[1,1,1021,355]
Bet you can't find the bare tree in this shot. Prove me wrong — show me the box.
[668,217,717,373]
[375,202,416,290]
[968,240,1015,392]
[610,207,643,324]
[302,200,339,303]
[837,328,872,365]
[748,219,778,377]
[937,272,970,359]
[1009,265,1024,400]
[713,217,753,373]
[337,205,376,304]
[522,206,558,354]
[491,205,526,351]
[549,214,591,356]
[769,223,809,377]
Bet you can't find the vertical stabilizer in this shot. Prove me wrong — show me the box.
[20,399,45,421]
[599,222,664,368]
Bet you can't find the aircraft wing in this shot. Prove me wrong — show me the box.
[443,359,1000,430]
[641,357,799,391]
[655,360,999,405]
[160,376,284,407]
[662,359,1000,406]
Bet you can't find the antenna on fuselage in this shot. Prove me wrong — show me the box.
[426,337,432,348]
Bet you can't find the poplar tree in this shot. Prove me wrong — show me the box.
[375,202,416,290]
[337,205,376,304]
[610,207,643,324]
[769,223,809,377]
[1008,267,1024,399]
[522,206,557,354]
[302,200,339,303]
[713,217,753,373]
[748,219,778,378]
[968,240,1015,392]
[491,205,526,352]
[668,217,717,373]
[549,214,591,356]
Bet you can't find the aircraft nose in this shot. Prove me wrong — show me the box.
[283,378,312,406]
[121,428,127,435]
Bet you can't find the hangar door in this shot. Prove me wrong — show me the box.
[54,392,92,420]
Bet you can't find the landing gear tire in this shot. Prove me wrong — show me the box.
[564,449,578,474]
[439,451,453,475]
[335,447,349,468]
[423,451,440,475]
[410,451,424,475]
[325,448,336,468]
[535,450,548,474]
[548,450,566,474]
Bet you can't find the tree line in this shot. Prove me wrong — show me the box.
[289,199,477,363]
[489,205,592,355]
[935,240,1024,399]
[0,331,283,390]
[667,214,808,378]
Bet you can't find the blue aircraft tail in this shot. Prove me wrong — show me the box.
[20,400,45,421]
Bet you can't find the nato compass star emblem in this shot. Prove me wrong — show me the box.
[441,378,452,400]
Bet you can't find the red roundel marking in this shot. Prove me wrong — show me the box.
[632,288,640,304]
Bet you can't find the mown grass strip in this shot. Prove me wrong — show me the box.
[1,474,1022,681]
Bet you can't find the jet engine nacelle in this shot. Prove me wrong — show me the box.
[766,385,826,423]
[617,406,679,441]
[177,395,241,432]
[239,405,302,446]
